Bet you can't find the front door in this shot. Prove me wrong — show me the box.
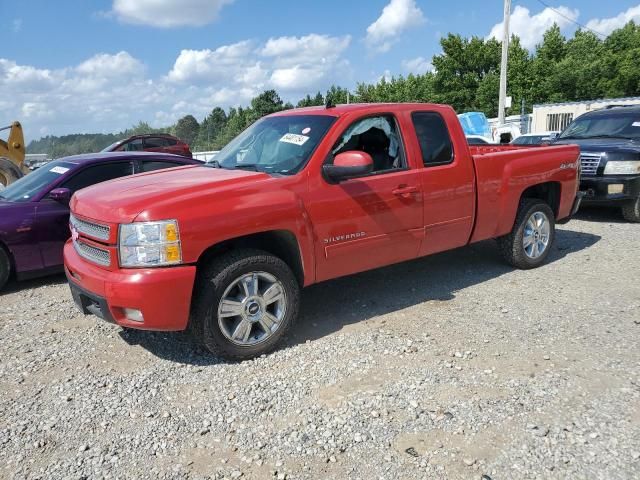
[35,200,70,268]
[305,114,424,282]
[36,161,134,268]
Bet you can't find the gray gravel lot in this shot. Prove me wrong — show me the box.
[1,207,639,480]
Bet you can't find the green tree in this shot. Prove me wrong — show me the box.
[325,85,350,105]
[431,34,501,112]
[174,115,200,145]
[248,90,285,122]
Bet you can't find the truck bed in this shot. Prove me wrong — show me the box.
[469,144,581,243]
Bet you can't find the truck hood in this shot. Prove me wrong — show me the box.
[71,165,270,223]
[554,137,640,156]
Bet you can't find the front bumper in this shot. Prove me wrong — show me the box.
[580,175,640,205]
[64,240,196,331]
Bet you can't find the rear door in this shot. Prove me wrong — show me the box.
[305,112,424,281]
[36,161,134,268]
[407,109,476,256]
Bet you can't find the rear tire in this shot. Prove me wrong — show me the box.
[497,199,555,269]
[0,157,23,187]
[0,247,11,291]
[190,249,300,361]
[622,196,640,223]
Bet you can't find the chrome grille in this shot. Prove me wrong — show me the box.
[73,239,111,267]
[579,152,602,176]
[70,214,110,241]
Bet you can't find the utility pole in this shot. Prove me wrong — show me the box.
[498,0,511,126]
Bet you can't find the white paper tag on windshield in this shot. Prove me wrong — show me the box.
[279,133,309,146]
[632,121,640,127]
[50,166,69,174]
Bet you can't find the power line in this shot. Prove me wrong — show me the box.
[535,0,608,39]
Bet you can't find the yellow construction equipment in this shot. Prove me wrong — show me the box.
[0,121,27,187]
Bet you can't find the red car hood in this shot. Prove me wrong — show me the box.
[71,165,269,223]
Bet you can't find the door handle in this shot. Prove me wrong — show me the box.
[392,185,419,196]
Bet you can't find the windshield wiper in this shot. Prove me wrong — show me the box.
[204,160,221,168]
[233,164,260,171]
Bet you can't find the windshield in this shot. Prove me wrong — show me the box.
[559,114,640,140]
[101,141,122,152]
[513,135,545,145]
[0,160,76,202]
[208,115,336,174]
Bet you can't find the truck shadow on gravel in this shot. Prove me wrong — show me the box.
[117,228,600,364]
[289,228,601,345]
[574,205,628,223]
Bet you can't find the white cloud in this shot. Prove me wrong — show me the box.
[167,41,256,83]
[402,56,433,75]
[261,34,351,66]
[112,0,234,28]
[76,51,145,78]
[261,34,351,90]
[586,4,640,36]
[487,5,579,50]
[365,0,425,53]
[12,19,22,32]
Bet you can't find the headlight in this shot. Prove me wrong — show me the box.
[118,220,182,267]
[604,161,640,175]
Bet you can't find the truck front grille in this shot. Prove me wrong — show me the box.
[579,152,602,176]
[70,214,111,242]
[73,239,111,267]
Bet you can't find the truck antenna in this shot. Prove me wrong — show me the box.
[325,96,335,109]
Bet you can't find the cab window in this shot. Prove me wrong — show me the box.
[412,112,454,166]
[61,162,134,193]
[329,115,405,174]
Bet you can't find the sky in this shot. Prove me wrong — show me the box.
[2,0,640,141]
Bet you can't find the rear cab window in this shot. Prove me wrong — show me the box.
[411,112,454,167]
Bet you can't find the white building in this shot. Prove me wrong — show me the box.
[531,96,640,133]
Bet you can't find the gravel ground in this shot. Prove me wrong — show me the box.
[1,207,639,480]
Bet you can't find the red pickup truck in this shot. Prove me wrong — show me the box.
[64,103,581,359]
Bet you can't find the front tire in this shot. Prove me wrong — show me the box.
[190,249,300,360]
[622,196,640,223]
[497,199,555,269]
[0,247,10,291]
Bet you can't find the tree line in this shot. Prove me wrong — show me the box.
[28,21,640,157]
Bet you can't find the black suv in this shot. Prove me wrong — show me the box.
[554,105,640,222]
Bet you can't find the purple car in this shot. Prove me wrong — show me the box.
[0,152,198,290]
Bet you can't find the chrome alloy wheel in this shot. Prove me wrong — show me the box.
[217,271,287,346]
[523,211,550,259]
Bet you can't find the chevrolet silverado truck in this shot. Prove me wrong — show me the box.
[554,104,640,222]
[64,103,581,360]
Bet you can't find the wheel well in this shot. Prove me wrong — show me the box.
[520,182,561,217]
[197,230,304,285]
[0,240,15,279]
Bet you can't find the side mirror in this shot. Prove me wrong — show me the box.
[323,151,374,182]
[49,187,71,204]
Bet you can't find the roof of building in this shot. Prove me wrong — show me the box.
[533,96,640,108]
